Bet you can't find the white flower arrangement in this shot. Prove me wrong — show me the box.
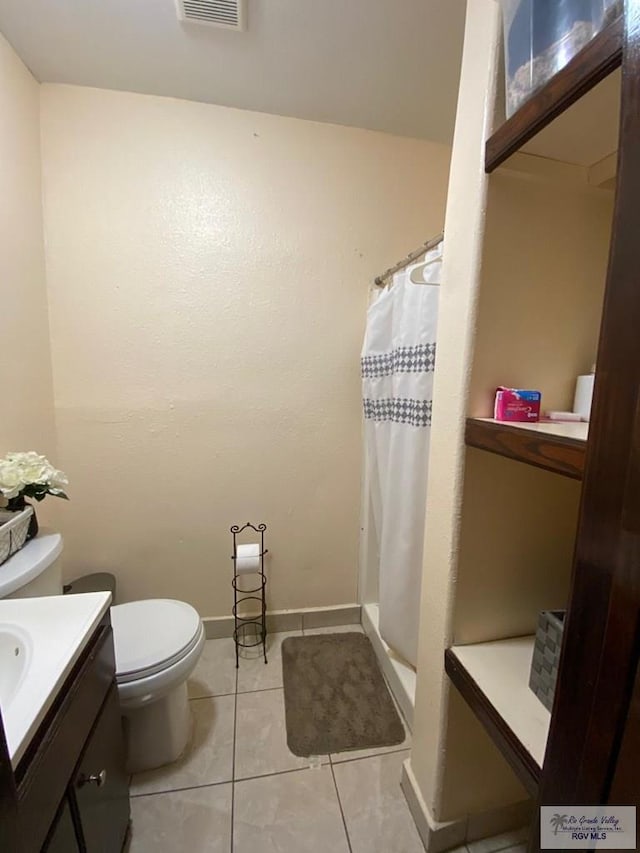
[0,451,69,506]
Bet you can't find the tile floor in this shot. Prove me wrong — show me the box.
[127,625,528,853]
[128,624,420,852]
[457,825,529,853]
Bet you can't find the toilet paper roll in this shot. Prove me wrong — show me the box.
[235,543,261,575]
[573,374,595,421]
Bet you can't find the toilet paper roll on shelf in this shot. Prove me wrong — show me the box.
[573,372,595,421]
[235,543,261,575]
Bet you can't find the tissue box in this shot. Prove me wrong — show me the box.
[494,387,541,422]
[529,609,565,711]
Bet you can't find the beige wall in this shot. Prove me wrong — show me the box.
[0,35,56,467]
[409,0,507,826]
[39,84,450,616]
[469,171,612,416]
[454,451,581,647]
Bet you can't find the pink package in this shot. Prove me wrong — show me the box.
[494,387,541,422]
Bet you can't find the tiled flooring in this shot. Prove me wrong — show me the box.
[456,827,529,853]
[127,625,529,853]
[459,825,529,853]
[128,624,421,853]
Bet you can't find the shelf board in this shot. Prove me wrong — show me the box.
[486,14,623,172]
[465,418,588,479]
[445,637,550,797]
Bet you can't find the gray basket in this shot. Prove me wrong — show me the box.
[0,507,33,567]
[529,609,565,712]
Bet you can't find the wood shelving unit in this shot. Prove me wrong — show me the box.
[465,418,588,479]
[485,14,623,172]
[445,638,550,797]
[443,3,640,841]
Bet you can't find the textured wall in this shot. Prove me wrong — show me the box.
[409,0,529,825]
[469,171,612,416]
[0,35,56,466]
[39,84,450,616]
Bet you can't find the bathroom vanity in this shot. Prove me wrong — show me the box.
[0,593,130,852]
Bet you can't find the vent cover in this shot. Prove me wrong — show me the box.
[175,0,246,30]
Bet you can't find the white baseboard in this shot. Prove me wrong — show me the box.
[400,757,532,852]
[401,758,467,853]
[465,800,533,845]
[202,603,361,639]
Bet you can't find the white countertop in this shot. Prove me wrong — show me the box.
[0,592,112,768]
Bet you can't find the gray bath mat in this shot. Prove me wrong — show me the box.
[281,633,405,756]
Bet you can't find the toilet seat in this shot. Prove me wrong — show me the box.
[111,599,203,683]
[116,623,205,709]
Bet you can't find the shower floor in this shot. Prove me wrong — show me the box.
[361,603,416,730]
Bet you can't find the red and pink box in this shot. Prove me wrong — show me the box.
[494,387,541,422]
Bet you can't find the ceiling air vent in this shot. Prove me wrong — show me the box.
[175,0,247,30]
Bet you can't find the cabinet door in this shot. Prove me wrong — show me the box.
[73,685,130,853]
[41,795,80,853]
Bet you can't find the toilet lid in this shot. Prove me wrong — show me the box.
[111,599,202,682]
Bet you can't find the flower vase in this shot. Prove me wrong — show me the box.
[7,496,39,540]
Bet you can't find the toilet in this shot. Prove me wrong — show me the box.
[0,531,205,773]
[111,598,205,773]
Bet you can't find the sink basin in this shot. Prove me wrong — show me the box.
[0,624,31,708]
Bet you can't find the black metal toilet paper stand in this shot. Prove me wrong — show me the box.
[231,522,268,668]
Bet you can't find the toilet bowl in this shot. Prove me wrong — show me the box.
[0,532,205,773]
[111,598,205,773]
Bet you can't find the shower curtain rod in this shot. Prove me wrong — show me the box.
[374,232,444,287]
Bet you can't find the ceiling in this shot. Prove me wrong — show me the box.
[0,0,465,144]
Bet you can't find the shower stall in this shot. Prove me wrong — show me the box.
[359,235,443,728]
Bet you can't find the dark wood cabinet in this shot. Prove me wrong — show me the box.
[0,614,130,852]
[72,686,130,853]
[42,797,80,853]
[0,716,19,853]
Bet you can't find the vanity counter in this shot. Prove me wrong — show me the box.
[0,591,111,767]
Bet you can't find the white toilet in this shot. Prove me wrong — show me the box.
[0,532,205,773]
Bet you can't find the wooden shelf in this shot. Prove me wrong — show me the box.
[445,637,550,797]
[465,418,588,479]
[486,14,623,172]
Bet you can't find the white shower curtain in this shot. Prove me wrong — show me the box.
[361,244,441,667]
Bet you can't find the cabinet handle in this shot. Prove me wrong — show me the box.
[77,769,107,788]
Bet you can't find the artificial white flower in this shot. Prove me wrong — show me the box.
[49,468,69,495]
[0,451,69,502]
[0,462,23,499]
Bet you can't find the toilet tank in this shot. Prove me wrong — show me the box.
[0,533,64,599]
